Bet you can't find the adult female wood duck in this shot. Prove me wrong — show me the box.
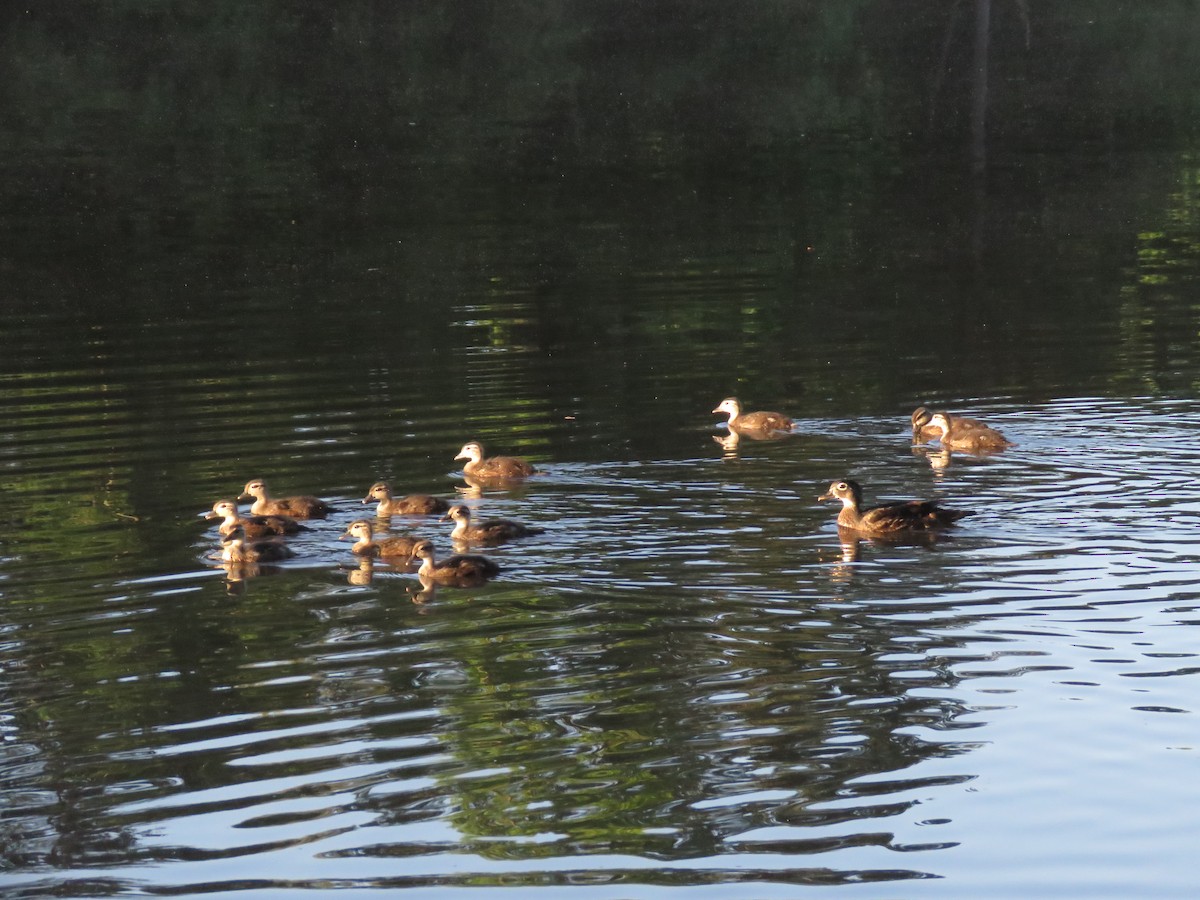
[205,499,306,538]
[454,441,537,480]
[409,539,500,585]
[911,407,1008,443]
[818,479,971,536]
[444,504,543,544]
[362,481,451,516]
[712,397,793,433]
[219,525,295,563]
[240,479,334,519]
[924,411,1013,453]
[340,519,421,559]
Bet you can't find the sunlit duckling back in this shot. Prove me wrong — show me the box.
[240,479,334,519]
[220,525,295,563]
[911,407,1008,444]
[712,397,794,433]
[925,411,1013,453]
[205,499,306,538]
[454,441,537,480]
[818,478,971,536]
[409,539,500,585]
[444,504,543,544]
[362,481,451,516]
[339,519,422,559]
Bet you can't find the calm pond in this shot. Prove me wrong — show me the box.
[3,4,1200,898]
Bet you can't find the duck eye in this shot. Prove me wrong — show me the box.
[837,482,848,490]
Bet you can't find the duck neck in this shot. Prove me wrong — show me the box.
[449,519,468,540]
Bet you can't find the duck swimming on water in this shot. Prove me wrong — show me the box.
[712,397,793,433]
[923,411,1013,453]
[218,525,295,563]
[240,479,334,519]
[444,504,543,545]
[410,539,500,586]
[362,481,451,516]
[818,479,972,536]
[205,499,306,538]
[454,441,537,480]
[340,519,421,559]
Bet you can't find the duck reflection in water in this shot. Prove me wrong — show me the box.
[711,426,793,458]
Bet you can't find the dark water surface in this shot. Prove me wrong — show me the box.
[5,5,1200,898]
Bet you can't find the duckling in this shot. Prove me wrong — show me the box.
[924,411,1012,453]
[818,479,971,536]
[362,481,451,516]
[911,407,1006,442]
[454,441,536,480]
[219,525,295,563]
[444,504,543,544]
[205,499,306,538]
[339,519,421,559]
[240,479,334,519]
[712,397,793,433]
[410,539,500,585]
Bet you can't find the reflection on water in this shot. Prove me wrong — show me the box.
[5,383,1200,896]
[4,19,1200,891]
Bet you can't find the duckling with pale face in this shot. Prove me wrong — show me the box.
[454,441,536,480]
[205,499,306,538]
[444,504,543,545]
[362,481,451,516]
[712,397,793,434]
[219,525,295,563]
[818,479,971,536]
[240,479,334,519]
[410,539,500,585]
[340,519,421,559]
[923,411,1012,453]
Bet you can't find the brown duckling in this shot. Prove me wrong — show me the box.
[444,504,543,544]
[712,397,794,433]
[240,479,334,519]
[410,539,500,585]
[924,411,1012,453]
[454,441,537,480]
[818,479,971,536]
[205,499,306,538]
[911,407,1005,441]
[220,525,295,563]
[362,481,451,516]
[340,519,422,559]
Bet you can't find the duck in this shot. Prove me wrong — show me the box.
[818,479,971,536]
[362,481,451,516]
[219,525,295,563]
[339,519,422,559]
[712,397,793,433]
[444,504,543,544]
[911,406,1008,441]
[923,411,1012,453]
[409,539,500,585]
[239,479,334,519]
[454,441,537,480]
[205,499,306,538]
